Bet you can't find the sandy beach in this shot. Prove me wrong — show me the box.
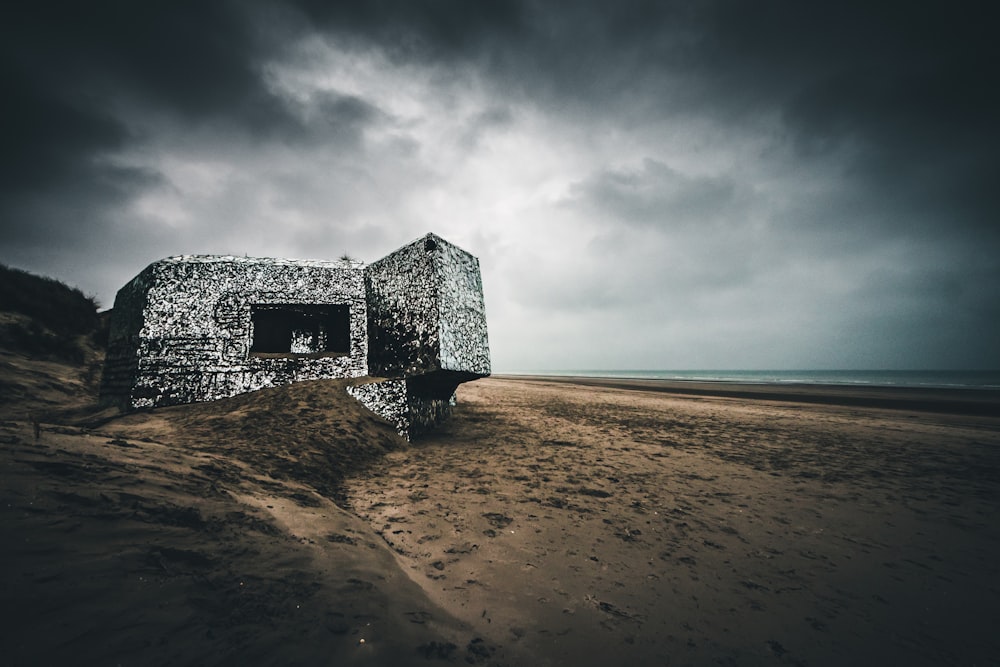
[347,376,1000,665]
[3,370,999,665]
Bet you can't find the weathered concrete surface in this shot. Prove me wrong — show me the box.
[101,256,366,410]
[361,233,490,437]
[100,234,489,439]
[365,233,490,381]
[347,377,456,439]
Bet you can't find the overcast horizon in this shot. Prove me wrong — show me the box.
[3,2,998,372]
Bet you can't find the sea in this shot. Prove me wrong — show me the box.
[502,370,1000,390]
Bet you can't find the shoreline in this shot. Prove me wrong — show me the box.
[495,373,1000,417]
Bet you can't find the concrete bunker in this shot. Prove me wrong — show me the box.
[99,233,490,439]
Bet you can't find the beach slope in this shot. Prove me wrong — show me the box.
[2,365,999,665]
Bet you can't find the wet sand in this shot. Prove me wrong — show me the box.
[2,372,999,665]
[505,374,1000,416]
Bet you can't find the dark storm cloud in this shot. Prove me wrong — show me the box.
[2,0,997,368]
[707,2,999,258]
[6,0,995,210]
[565,159,750,230]
[1,60,127,195]
[2,2,268,195]
[1,0,514,203]
[291,0,997,241]
[0,0,391,273]
[1,1,289,268]
[296,91,388,149]
[521,2,995,239]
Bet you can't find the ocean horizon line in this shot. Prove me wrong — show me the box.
[494,369,1000,390]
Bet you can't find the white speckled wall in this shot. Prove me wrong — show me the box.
[101,256,367,409]
[364,233,490,381]
[359,233,490,439]
[100,234,490,439]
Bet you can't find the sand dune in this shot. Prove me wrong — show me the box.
[1,379,506,666]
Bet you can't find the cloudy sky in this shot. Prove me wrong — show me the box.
[2,1,997,371]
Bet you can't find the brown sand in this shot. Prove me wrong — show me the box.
[345,376,1000,666]
[3,366,999,665]
[1,379,500,666]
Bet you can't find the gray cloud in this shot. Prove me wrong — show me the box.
[564,159,752,230]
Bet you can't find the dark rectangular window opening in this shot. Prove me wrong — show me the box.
[250,304,350,357]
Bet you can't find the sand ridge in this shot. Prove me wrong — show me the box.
[0,379,512,666]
